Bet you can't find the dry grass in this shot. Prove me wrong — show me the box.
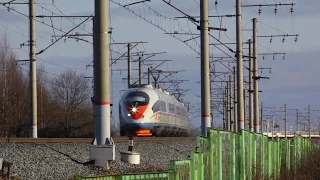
[278,150,320,180]
[88,164,166,176]
[253,148,320,180]
[0,175,21,180]
[70,165,166,180]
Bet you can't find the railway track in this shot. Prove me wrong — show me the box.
[0,136,196,143]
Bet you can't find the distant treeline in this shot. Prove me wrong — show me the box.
[0,35,120,137]
[0,35,203,138]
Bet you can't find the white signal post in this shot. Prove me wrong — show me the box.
[200,0,211,136]
[29,0,37,138]
[89,0,115,168]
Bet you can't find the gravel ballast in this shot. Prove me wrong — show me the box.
[0,140,196,180]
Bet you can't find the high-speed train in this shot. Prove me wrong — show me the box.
[119,84,191,137]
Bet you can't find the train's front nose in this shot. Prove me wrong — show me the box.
[123,91,152,136]
[126,104,149,120]
[125,91,149,120]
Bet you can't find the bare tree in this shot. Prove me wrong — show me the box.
[0,33,30,137]
[36,65,61,136]
[0,35,10,136]
[6,59,29,137]
[0,34,97,137]
[50,69,92,137]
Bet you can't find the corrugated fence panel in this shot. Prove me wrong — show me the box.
[255,133,262,175]
[196,136,210,180]
[262,135,269,179]
[190,149,203,180]
[213,129,222,180]
[220,131,232,179]
[231,133,238,180]
[243,131,253,180]
[74,175,116,180]
[74,129,318,180]
[170,159,191,180]
[119,172,173,180]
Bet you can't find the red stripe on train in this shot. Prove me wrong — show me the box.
[126,104,149,120]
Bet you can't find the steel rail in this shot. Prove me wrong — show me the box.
[0,136,197,143]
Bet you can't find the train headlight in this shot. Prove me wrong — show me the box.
[132,107,137,113]
[128,113,131,116]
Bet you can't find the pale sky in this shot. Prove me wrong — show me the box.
[0,0,319,131]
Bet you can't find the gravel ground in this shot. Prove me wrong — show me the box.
[0,140,196,180]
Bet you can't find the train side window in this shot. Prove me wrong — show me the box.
[169,103,175,113]
[181,109,185,117]
[160,101,166,112]
[176,106,180,115]
[152,101,161,112]
[159,101,163,111]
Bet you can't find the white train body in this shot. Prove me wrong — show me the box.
[119,84,191,136]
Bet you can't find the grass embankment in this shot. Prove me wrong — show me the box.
[91,164,165,176]
[0,176,20,180]
[254,148,320,180]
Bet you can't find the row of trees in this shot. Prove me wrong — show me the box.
[0,35,119,137]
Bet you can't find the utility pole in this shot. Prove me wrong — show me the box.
[229,75,232,131]
[284,104,287,138]
[243,89,246,129]
[148,67,151,84]
[91,17,95,114]
[210,72,213,128]
[40,84,43,132]
[263,114,272,134]
[279,104,287,138]
[304,106,320,140]
[296,109,298,134]
[253,18,259,133]
[233,66,237,132]
[223,87,227,130]
[263,105,275,133]
[271,115,274,140]
[89,0,115,168]
[288,108,299,134]
[260,102,263,132]
[29,0,37,138]
[138,55,142,86]
[109,41,146,88]
[127,43,131,88]
[308,105,311,140]
[200,0,211,136]
[226,83,230,131]
[248,39,254,132]
[236,0,245,131]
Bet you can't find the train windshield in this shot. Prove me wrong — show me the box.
[125,91,149,106]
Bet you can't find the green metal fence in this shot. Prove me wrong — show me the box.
[74,128,319,180]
